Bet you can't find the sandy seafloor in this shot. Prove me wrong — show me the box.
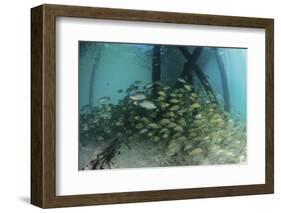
[79,136,247,170]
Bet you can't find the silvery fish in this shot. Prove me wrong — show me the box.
[133,80,142,85]
[154,81,162,86]
[191,103,200,108]
[170,105,180,111]
[144,82,154,89]
[139,129,148,134]
[170,98,179,103]
[126,85,138,93]
[98,96,110,103]
[170,93,177,97]
[158,91,166,96]
[139,100,157,110]
[163,86,170,91]
[184,85,192,91]
[97,136,104,141]
[148,123,158,128]
[177,78,186,84]
[130,93,146,101]
[99,112,111,119]
[136,123,143,129]
[82,124,89,131]
[132,101,138,106]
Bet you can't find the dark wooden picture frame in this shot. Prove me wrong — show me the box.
[31,4,274,208]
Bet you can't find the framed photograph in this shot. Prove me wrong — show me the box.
[31,4,274,208]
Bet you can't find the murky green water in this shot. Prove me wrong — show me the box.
[78,42,247,170]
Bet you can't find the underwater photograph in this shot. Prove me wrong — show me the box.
[78,41,247,170]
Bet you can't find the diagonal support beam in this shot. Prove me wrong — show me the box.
[177,46,217,103]
[180,47,203,85]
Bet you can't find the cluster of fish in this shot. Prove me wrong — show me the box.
[165,103,246,165]
[80,78,246,164]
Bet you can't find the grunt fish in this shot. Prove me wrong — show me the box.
[158,91,166,96]
[149,123,158,129]
[191,103,200,108]
[170,105,180,111]
[177,78,186,84]
[170,98,179,103]
[130,93,146,101]
[133,80,142,85]
[98,96,110,103]
[144,82,154,89]
[126,85,139,93]
[139,100,157,110]
[139,129,148,134]
[184,85,192,91]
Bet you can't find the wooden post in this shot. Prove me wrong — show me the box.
[214,49,230,112]
[180,47,203,86]
[177,46,217,103]
[152,45,161,82]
